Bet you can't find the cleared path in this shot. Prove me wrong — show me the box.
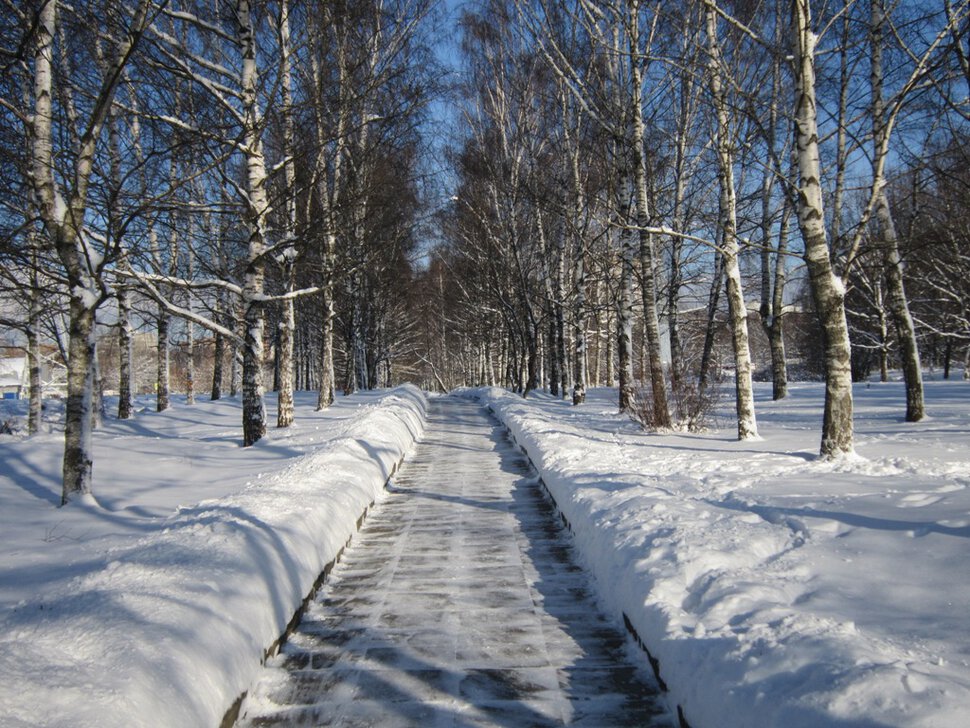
[237,396,671,727]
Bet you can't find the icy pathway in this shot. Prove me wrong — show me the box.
[236,396,672,727]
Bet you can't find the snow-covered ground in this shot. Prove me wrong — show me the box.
[0,387,426,727]
[474,376,970,728]
[2,377,968,727]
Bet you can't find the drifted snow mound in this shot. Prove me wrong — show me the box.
[0,386,426,728]
[471,383,970,728]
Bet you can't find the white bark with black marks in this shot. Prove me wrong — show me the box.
[792,0,854,457]
[565,106,588,405]
[27,216,44,435]
[627,0,671,427]
[31,0,157,503]
[871,0,924,421]
[237,0,268,447]
[704,0,758,440]
[276,0,296,429]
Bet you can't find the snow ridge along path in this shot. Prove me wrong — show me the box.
[0,387,426,728]
[478,383,970,728]
[236,395,673,727]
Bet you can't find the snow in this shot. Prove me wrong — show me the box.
[52,192,68,227]
[0,387,426,727]
[470,377,970,728]
[69,283,100,310]
[2,377,968,727]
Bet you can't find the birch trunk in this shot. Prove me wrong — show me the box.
[555,220,568,399]
[628,3,671,427]
[617,186,636,413]
[605,302,615,387]
[571,267,587,405]
[155,82,181,412]
[536,212,559,396]
[591,277,603,386]
[699,250,725,392]
[238,0,268,446]
[210,200,228,402]
[547,320,559,396]
[767,205,790,399]
[32,0,100,503]
[27,252,43,436]
[876,284,890,382]
[230,314,241,397]
[876,194,923,418]
[570,146,588,405]
[276,0,296,428]
[211,304,225,401]
[104,78,133,420]
[668,198,685,389]
[537,326,545,391]
[62,298,98,502]
[793,0,854,457]
[525,318,540,396]
[704,0,757,439]
[343,20,380,396]
[92,342,104,430]
[344,279,360,395]
[117,285,133,419]
[183,205,195,406]
[277,289,295,427]
[485,334,496,385]
[31,0,152,502]
[871,0,924,421]
[150,180,171,412]
[830,11,851,250]
[667,31,698,389]
[156,301,170,412]
[316,236,337,409]
[759,28,789,402]
[312,25,348,410]
[27,317,42,437]
[185,255,195,406]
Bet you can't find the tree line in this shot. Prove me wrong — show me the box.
[2,0,970,508]
[425,0,970,453]
[0,0,440,505]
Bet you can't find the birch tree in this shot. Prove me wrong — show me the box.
[626,0,671,426]
[868,0,922,420]
[892,134,970,381]
[457,2,547,396]
[133,0,315,445]
[664,10,705,390]
[274,0,296,428]
[515,0,670,422]
[702,0,758,440]
[791,0,855,457]
[756,5,791,401]
[306,5,348,409]
[561,85,591,405]
[29,0,161,503]
[0,24,52,436]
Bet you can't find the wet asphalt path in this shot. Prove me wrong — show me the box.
[236,395,671,727]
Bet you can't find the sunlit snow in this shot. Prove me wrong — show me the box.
[476,377,970,727]
[1,376,968,727]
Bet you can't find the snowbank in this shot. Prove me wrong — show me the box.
[0,386,426,727]
[473,381,970,728]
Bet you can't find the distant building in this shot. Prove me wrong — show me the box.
[0,351,68,399]
[0,356,27,399]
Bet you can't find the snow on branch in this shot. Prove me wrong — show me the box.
[158,6,239,46]
[120,269,243,343]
